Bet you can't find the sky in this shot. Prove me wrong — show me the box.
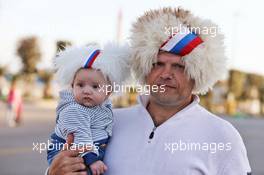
[0,0,264,75]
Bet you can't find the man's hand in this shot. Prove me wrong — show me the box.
[90,160,108,175]
[48,134,88,175]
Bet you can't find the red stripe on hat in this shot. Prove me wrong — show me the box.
[87,50,100,68]
[179,37,203,56]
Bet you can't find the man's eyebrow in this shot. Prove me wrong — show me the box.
[172,62,185,66]
[155,61,185,66]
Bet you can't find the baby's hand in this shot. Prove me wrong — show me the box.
[90,160,108,175]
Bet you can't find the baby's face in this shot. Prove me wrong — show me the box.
[72,68,110,107]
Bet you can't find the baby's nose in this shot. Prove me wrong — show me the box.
[83,86,93,94]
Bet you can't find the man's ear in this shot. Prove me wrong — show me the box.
[144,75,148,84]
[190,78,195,89]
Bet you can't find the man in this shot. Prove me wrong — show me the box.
[47,7,251,175]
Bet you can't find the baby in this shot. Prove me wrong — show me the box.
[47,43,130,175]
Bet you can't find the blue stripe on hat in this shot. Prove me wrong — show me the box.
[170,33,197,54]
[84,49,100,68]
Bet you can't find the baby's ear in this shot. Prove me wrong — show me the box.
[106,83,113,97]
[106,90,112,97]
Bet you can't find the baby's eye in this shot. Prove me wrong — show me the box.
[92,85,99,89]
[77,83,84,88]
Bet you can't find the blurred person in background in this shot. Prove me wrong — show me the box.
[6,77,23,127]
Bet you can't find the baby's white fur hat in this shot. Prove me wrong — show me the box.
[130,7,227,94]
[53,43,131,89]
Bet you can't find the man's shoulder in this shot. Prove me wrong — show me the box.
[195,104,231,126]
[194,105,251,174]
[194,104,243,143]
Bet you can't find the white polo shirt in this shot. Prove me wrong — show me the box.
[104,95,251,175]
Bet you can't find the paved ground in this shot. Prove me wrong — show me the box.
[0,101,55,175]
[0,101,263,175]
[224,116,264,175]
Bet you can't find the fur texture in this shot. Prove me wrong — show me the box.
[53,43,131,89]
[130,7,227,94]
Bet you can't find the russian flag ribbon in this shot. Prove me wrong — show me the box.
[83,49,100,68]
[160,29,203,56]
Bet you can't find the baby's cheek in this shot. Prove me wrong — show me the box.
[74,94,81,104]
[98,93,107,103]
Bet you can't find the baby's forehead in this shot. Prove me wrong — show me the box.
[75,68,107,83]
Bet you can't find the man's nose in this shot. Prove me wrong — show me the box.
[160,65,173,80]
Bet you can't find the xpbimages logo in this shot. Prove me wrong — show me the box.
[164,24,219,37]
[32,140,98,154]
[164,140,232,154]
[98,82,166,95]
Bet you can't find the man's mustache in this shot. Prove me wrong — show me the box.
[156,81,179,89]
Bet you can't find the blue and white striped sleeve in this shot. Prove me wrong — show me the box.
[59,105,93,145]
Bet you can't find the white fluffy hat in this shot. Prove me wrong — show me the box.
[130,7,227,94]
[53,43,131,88]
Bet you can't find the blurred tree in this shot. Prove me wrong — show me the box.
[260,83,264,116]
[0,66,7,77]
[260,80,264,103]
[38,69,53,99]
[56,40,72,53]
[228,69,246,100]
[247,73,263,87]
[16,36,41,98]
[17,37,41,74]
[242,73,263,100]
[0,66,7,99]
[199,90,213,112]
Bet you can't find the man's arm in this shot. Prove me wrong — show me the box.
[217,128,251,175]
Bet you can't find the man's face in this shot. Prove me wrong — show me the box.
[146,51,194,106]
